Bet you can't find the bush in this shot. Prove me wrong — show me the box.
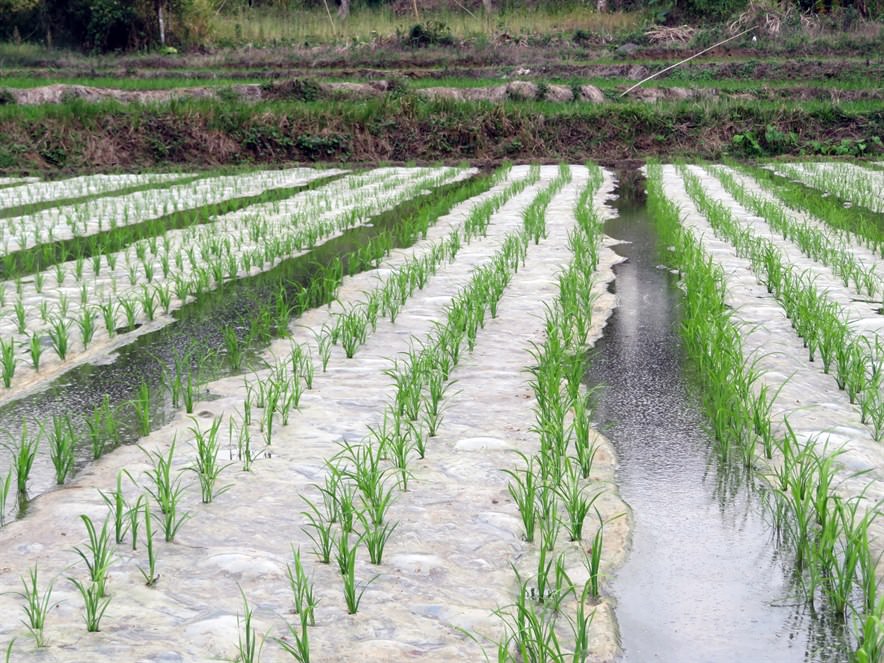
[402,21,454,48]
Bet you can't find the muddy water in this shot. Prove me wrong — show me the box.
[584,173,851,662]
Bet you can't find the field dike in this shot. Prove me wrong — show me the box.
[0,165,631,661]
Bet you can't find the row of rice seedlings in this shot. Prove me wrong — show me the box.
[677,165,884,442]
[327,165,543,358]
[740,164,884,258]
[0,167,331,258]
[647,161,882,659]
[226,167,573,660]
[0,173,191,216]
[709,166,882,299]
[495,166,612,662]
[771,162,884,215]
[0,169,461,390]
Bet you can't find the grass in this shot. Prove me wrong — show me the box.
[211,6,642,46]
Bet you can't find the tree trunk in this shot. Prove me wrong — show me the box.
[156,0,166,46]
[597,0,608,11]
[482,0,492,14]
[337,0,350,20]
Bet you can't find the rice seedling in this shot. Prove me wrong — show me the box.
[537,484,560,553]
[99,471,131,545]
[86,394,120,459]
[358,510,397,565]
[119,297,138,331]
[336,529,376,615]
[189,416,231,503]
[496,572,564,663]
[585,514,605,600]
[234,590,264,663]
[77,307,97,348]
[138,497,159,587]
[26,333,42,371]
[17,565,53,647]
[285,546,318,626]
[13,300,26,334]
[47,317,71,360]
[278,618,311,663]
[68,577,111,633]
[142,440,190,542]
[72,514,114,598]
[133,381,152,436]
[13,423,40,495]
[47,414,76,485]
[223,325,244,371]
[0,338,15,388]
[503,452,537,543]
[556,459,602,543]
[99,300,117,337]
[127,494,144,551]
[302,497,335,564]
[0,470,12,526]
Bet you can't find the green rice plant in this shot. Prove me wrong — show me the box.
[86,394,120,459]
[68,577,110,632]
[234,590,264,663]
[183,365,197,414]
[537,484,560,553]
[99,300,117,337]
[585,513,605,599]
[46,318,71,360]
[285,546,317,626]
[556,459,602,542]
[497,571,564,663]
[503,452,537,543]
[140,287,157,321]
[142,440,190,543]
[127,494,144,551]
[27,333,43,371]
[72,514,114,598]
[0,337,16,388]
[336,530,376,615]
[138,497,159,587]
[223,325,243,371]
[571,584,595,662]
[77,307,97,348]
[278,618,310,663]
[548,553,574,614]
[13,423,40,495]
[358,510,397,565]
[855,596,884,663]
[119,298,138,331]
[571,393,598,479]
[35,418,73,496]
[338,441,395,527]
[232,417,256,472]
[302,497,334,564]
[99,471,131,545]
[13,300,26,334]
[133,381,152,436]
[0,470,12,526]
[17,565,53,647]
[189,416,231,503]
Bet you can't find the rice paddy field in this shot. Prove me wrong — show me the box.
[0,159,882,662]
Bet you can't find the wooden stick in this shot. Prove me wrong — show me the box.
[619,26,757,98]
